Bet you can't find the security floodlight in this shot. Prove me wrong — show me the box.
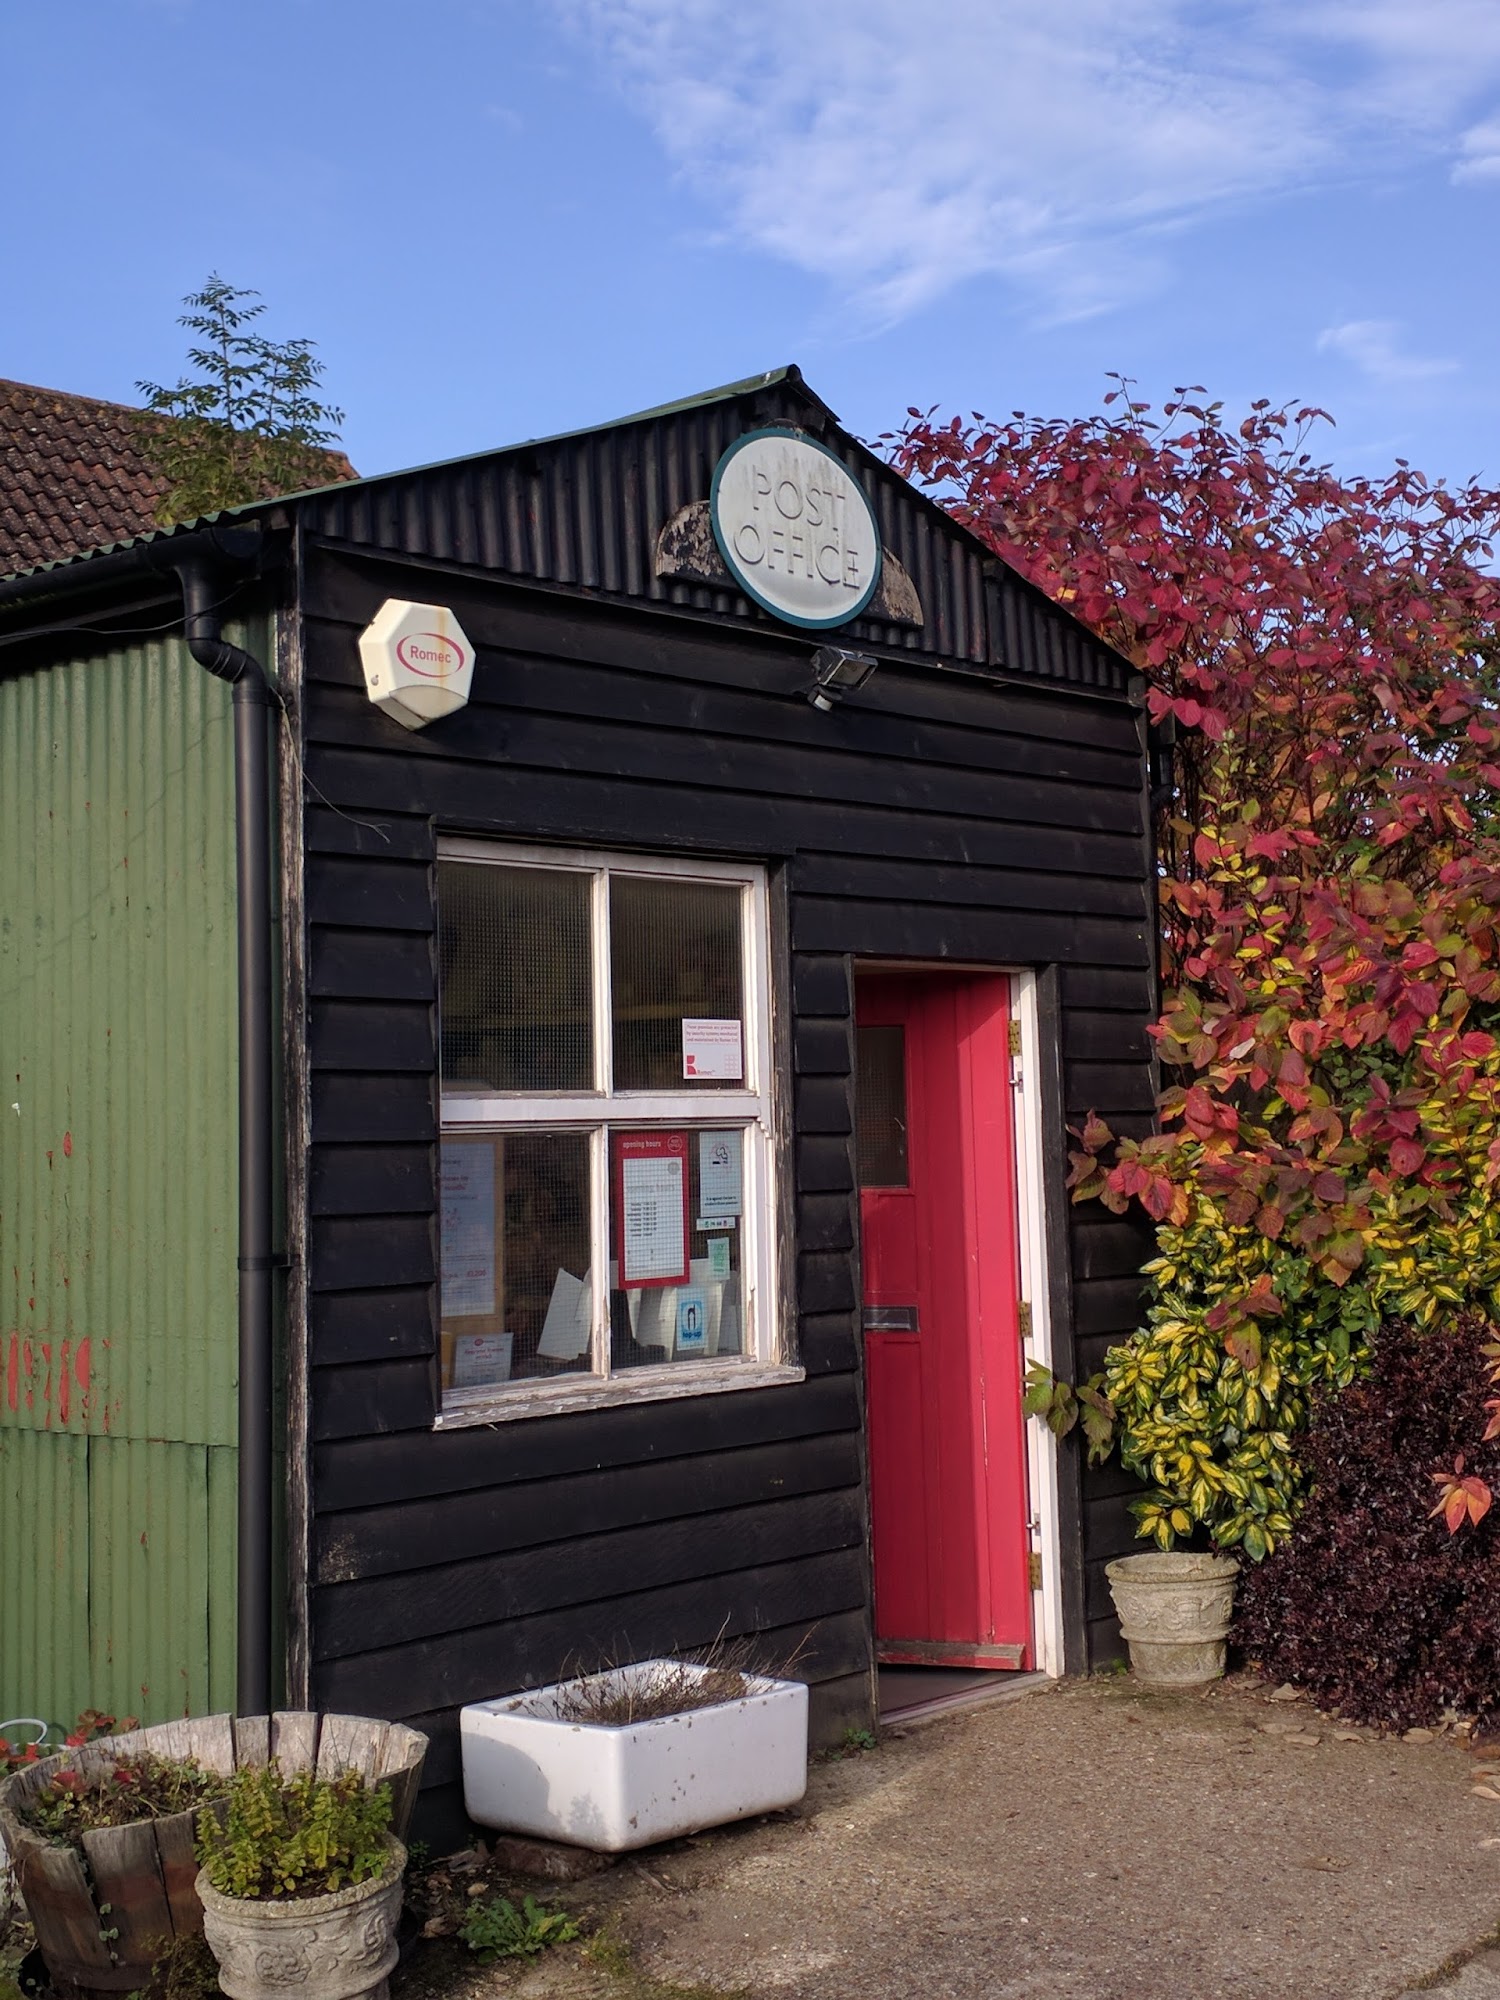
[807,646,879,711]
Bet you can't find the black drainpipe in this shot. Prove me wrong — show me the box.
[169,556,277,1720]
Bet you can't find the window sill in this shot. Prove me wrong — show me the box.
[432,1360,807,1430]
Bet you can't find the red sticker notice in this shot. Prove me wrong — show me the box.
[614,1131,691,1287]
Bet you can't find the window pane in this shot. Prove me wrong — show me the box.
[856,1025,909,1187]
[610,876,744,1090]
[439,861,593,1093]
[613,1127,747,1370]
[440,1130,593,1397]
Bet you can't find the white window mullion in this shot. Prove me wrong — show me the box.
[743,874,770,1098]
[591,868,613,1380]
[592,865,613,1096]
[442,1093,764,1127]
[590,1122,612,1380]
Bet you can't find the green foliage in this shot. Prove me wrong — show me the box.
[194,1764,391,1901]
[457,1893,579,1962]
[893,384,1500,1563]
[840,1726,877,1754]
[1022,1361,1115,1460]
[136,275,346,522]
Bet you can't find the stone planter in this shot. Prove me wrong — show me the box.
[0,1713,426,2000]
[197,1836,406,2000]
[461,1660,809,1852]
[1106,1551,1241,1685]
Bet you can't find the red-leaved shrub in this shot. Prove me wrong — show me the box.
[1234,1313,1500,1730]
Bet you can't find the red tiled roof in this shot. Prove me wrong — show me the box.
[0,377,356,576]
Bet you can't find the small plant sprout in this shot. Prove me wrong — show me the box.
[457,1894,579,1961]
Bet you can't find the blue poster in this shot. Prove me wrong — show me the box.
[676,1291,708,1355]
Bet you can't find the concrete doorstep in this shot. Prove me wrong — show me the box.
[405,1674,1500,2000]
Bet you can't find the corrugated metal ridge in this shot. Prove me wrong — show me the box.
[0,362,1134,694]
[0,366,809,586]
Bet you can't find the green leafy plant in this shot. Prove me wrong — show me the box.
[891,384,1500,1558]
[136,275,348,522]
[18,1755,226,1847]
[194,1764,391,1901]
[457,1893,579,1961]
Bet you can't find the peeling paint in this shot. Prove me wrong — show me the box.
[2,1330,95,1429]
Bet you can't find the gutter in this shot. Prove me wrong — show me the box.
[0,523,279,1717]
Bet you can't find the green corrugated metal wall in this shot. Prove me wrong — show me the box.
[0,629,244,1724]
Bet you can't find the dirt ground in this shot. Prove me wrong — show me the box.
[396,1674,1500,2000]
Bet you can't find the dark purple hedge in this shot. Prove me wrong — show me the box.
[1233,1311,1500,1730]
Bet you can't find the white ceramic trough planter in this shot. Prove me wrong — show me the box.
[460,1660,809,1852]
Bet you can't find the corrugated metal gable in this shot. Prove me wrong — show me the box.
[299,372,1129,688]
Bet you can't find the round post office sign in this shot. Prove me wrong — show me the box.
[710,428,883,629]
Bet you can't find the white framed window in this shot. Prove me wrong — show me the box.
[433,839,796,1428]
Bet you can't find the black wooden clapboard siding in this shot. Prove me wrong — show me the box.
[314,1549,870,1718]
[295,412,1153,1837]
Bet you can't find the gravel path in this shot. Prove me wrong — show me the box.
[408,1675,1500,2000]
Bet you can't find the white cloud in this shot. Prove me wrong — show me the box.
[563,0,1500,325]
[1453,116,1500,182]
[1316,320,1457,384]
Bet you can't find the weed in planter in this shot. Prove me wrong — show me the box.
[195,1764,392,1900]
[552,1663,751,1727]
[18,1756,228,1846]
[456,1894,578,1961]
[1235,1312,1500,1731]
[552,1625,813,1726]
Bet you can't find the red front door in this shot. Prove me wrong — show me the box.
[856,971,1032,1668]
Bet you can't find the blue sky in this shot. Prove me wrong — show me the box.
[7,0,1500,490]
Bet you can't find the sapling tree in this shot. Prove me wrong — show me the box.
[136,274,347,522]
[889,386,1500,1554]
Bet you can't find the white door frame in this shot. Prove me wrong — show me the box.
[853,959,1065,1679]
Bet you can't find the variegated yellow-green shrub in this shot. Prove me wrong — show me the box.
[1037,863,1500,1555]
[891,384,1500,1562]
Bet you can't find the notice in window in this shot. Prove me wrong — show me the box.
[451,1332,514,1388]
[698,1128,743,1220]
[537,1267,592,1360]
[676,1291,708,1356]
[615,1131,690,1286]
[682,1017,743,1081]
[440,1140,498,1318]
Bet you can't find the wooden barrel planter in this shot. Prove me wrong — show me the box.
[0,1712,426,2000]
